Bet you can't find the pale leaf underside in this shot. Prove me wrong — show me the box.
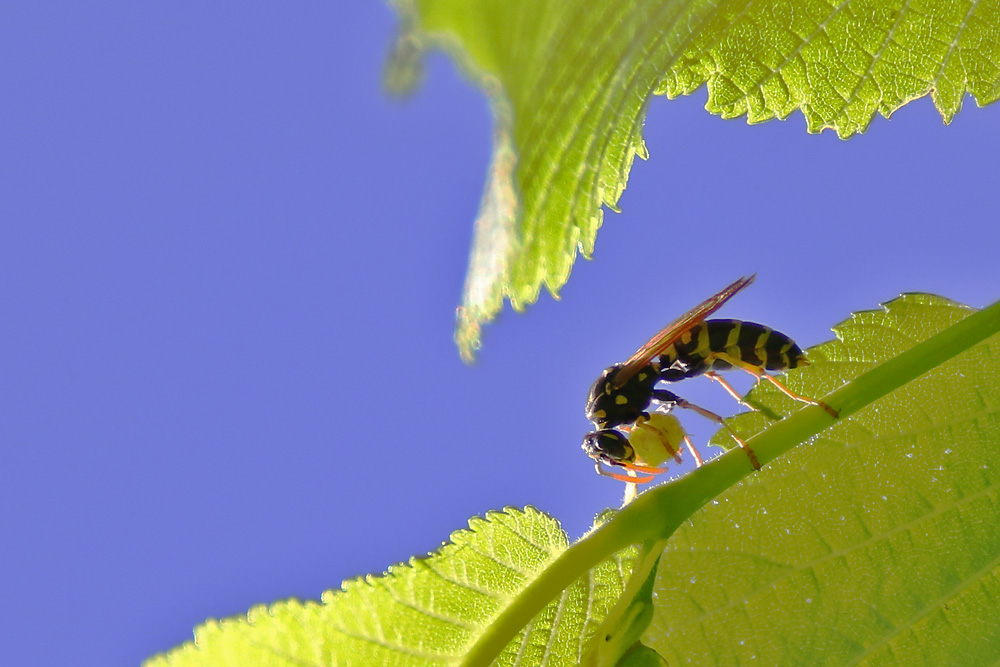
[387,0,1000,360]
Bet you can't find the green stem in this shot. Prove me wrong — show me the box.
[581,538,667,666]
[459,298,1000,666]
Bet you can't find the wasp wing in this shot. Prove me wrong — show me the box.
[612,275,756,388]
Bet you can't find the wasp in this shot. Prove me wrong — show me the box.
[583,275,824,481]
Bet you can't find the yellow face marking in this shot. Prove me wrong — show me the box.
[615,395,629,405]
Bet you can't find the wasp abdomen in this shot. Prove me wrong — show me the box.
[660,319,806,381]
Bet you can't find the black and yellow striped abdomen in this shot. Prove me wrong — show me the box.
[656,319,807,382]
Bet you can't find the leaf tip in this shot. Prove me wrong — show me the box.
[383,0,425,98]
[456,306,483,364]
[383,33,425,98]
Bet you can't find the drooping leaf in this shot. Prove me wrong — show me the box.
[145,507,636,667]
[387,0,1000,359]
[648,294,1000,665]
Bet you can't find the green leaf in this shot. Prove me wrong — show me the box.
[146,295,1000,666]
[144,507,636,667]
[647,294,1000,664]
[583,546,668,667]
[463,295,1000,666]
[387,0,1000,359]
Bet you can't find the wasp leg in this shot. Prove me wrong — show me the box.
[707,352,838,417]
[651,389,760,470]
[593,461,656,484]
[682,434,704,467]
[705,371,757,412]
[620,460,669,475]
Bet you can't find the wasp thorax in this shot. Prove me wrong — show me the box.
[584,366,619,421]
[585,363,659,428]
[581,429,634,465]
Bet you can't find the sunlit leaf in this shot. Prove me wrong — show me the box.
[145,507,635,667]
[649,294,1000,665]
[145,295,1000,667]
[387,0,1000,358]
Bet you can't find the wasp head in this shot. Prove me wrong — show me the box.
[581,429,635,467]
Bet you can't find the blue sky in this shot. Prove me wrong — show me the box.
[3,3,1000,665]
